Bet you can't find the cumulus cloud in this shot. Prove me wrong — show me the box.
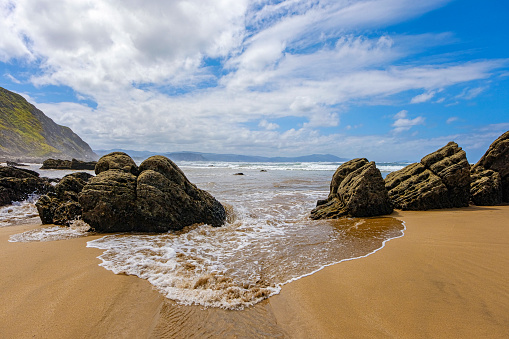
[0,0,505,158]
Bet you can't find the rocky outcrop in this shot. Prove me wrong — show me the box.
[311,159,392,219]
[36,172,93,225]
[41,158,97,170]
[0,166,53,206]
[470,166,502,206]
[78,153,226,232]
[473,131,509,202]
[385,142,470,210]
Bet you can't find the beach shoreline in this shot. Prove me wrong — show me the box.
[1,205,508,338]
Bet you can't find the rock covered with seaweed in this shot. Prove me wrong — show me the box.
[311,159,393,219]
[77,152,226,232]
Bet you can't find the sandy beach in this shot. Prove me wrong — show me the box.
[1,206,508,338]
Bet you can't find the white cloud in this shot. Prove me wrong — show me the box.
[258,119,279,130]
[0,0,505,159]
[410,91,435,103]
[392,111,425,133]
[446,116,458,124]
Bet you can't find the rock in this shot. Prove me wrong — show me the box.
[470,166,502,206]
[35,172,93,225]
[420,142,471,208]
[136,156,226,231]
[79,170,138,232]
[41,159,72,169]
[40,158,97,170]
[78,154,226,232]
[385,142,470,210]
[0,166,53,206]
[473,130,509,201]
[311,160,392,219]
[233,173,244,176]
[385,163,449,210]
[95,152,138,175]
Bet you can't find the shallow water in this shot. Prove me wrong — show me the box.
[5,162,405,309]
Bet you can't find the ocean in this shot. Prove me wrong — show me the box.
[4,161,408,309]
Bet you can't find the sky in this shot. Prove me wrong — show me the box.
[1,0,508,162]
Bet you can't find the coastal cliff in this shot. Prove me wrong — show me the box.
[0,87,97,162]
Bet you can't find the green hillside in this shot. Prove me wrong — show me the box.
[0,87,97,161]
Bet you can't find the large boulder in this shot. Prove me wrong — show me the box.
[470,166,502,206]
[385,142,470,210]
[311,160,392,219]
[136,156,226,231]
[473,131,509,202]
[79,170,138,232]
[0,166,53,206]
[35,172,93,225]
[78,153,226,232]
[385,163,449,210]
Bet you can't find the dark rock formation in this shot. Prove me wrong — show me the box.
[94,152,139,175]
[473,131,509,202]
[0,166,53,206]
[0,86,97,161]
[41,158,97,170]
[311,159,392,219]
[385,142,470,210]
[78,153,226,232]
[36,172,93,225]
[470,166,502,206]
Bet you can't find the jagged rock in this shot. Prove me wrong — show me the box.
[385,163,449,210]
[41,158,97,170]
[470,167,502,206]
[95,152,138,175]
[473,131,509,201]
[385,142,470,210]
[311,160,392,219]
[35,172,93,225]
[0,166,53,206]
[79,153,226,232]
[420,142,471,207]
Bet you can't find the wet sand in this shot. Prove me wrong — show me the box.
[270,206,509,338]
[1,206,508,338]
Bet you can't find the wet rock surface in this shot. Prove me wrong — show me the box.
[79,153,226,232]
[385,142,470,210]
[311,159,392,219]
[36,172,93,225]
[0,166,53,206]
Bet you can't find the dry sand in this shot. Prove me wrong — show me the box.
[1,206,508,338]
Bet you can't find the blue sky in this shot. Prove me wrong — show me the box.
[1,0,508,162]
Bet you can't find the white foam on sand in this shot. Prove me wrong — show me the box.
[9,220,92,242]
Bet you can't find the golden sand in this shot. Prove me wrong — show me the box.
[1,206,508,338]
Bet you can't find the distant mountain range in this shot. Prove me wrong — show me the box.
[0,87,97,162]
[95,149,347,163]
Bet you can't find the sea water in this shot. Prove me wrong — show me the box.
[5,161,406,309]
